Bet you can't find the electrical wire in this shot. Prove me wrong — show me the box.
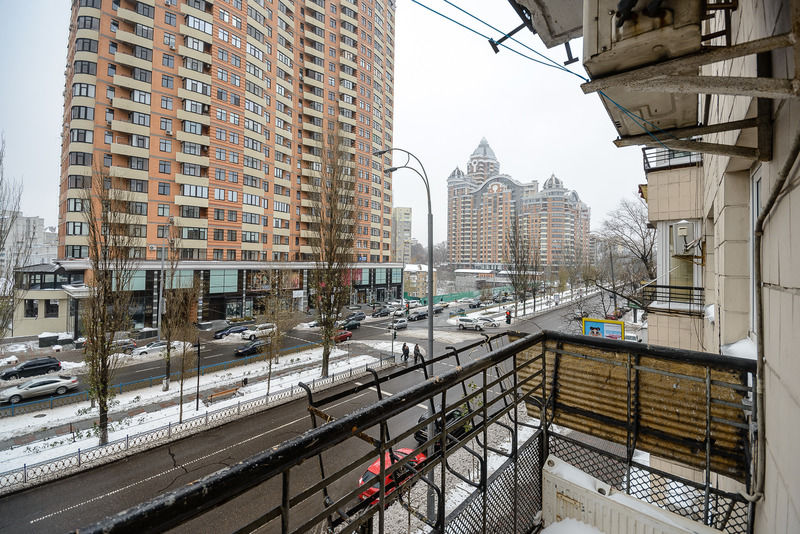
[411,0,678,150]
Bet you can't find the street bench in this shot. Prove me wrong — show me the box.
[206,387,239,405]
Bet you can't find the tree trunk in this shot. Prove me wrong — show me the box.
[321,343,331,378]
[98,400,109,445]
[163,348,171,391]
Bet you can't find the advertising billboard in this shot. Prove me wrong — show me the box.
[581,317,625,340]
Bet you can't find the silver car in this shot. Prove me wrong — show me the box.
[0,375,79,404]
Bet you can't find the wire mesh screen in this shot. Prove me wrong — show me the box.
[548,432,751,534]
[445,430,542,534]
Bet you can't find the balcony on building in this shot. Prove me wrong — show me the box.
[78,330,756,534]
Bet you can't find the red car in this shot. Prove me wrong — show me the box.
[358,448,426,503]
[334,329,352,343]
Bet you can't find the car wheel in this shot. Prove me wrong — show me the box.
[477,325,483,331]
[56,386,67,395]
[250,335,255,340]
[458,324,464,330]
[140,351,147,355]
[9,395,22,404]
[8,374,18,380]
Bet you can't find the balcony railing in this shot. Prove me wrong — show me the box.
[76,331,755,534]
[643,284,705,314]
[643,146,703,172]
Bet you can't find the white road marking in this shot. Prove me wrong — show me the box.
[29,392,369,525]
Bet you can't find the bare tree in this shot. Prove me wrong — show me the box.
[308,131,356,377]
[173,280,199,423]
[0,139,31,339]
[81,168,138,444]
[432,241,448,266]
[601,197,656,281]
[255,269,304,395]
[504,211,536,317]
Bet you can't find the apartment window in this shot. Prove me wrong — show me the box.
[159,138,172,152]
[132,67,151,83]
[104,154,112,167]
[160,117,172,131]
[68,175,90,189]
[70,129,93,143]
[72,83,95,98]
[129,179,147,192]
[161,96,173,110]
[24,299,38,318]
[158,182,170,195]
[213,228,224,241]
[71,106,94,120]
[106,86,115,100]
[214,209,225,220]
[69,152,92,166]
[162,75,174,88]
[162,53,174,67]
[159,160,171,173]
[135,23,153,39]
[133,45,152,61]
[135,2,154,18]
[164,12,176,25]
[75,38,98,53]
[213,249,223,260]
[228,210,237,222]
[227,250,236,261]
[164,32,176,47]
[227,230,237,241]
[109,42,117,55]
[129,156,148,170]
[158,204,170,216]
[131,112,150,126]
[77,15,100,29]
[73,60,96,75]
[45,300,59,319]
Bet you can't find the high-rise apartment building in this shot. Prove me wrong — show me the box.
[447,139,590,270]
[60,0,395,264]
[390,206,410,263]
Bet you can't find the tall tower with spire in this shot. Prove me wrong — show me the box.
[466,138,500,182]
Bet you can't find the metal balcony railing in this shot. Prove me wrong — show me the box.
[643,284,705,314]
[76,331,755,534]
[643,146,703,172]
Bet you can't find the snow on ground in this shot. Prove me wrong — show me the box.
[542,518,604,534]
[60,361,85,371]
[0,348,371,472]
[2,343,33,354]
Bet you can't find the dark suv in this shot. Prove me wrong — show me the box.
[414,407,471,445]
[0,357,62,381]
[346,311,366,322]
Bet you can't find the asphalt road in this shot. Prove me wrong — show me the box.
[0,298,586,532]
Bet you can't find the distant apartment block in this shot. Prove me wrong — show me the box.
[447,138,590,270]
[391,206,411,263]
[0,212,58,272]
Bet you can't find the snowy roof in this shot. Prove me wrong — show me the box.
[454,269,493,274]
[404,264,436,272]
[470,137,497,160]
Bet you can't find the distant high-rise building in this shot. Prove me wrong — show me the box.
[59,0,396,263]
[391,207,411,263]
[0,212,58,272]
[447,139,590,270]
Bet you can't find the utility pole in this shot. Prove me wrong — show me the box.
[609,244,618,311]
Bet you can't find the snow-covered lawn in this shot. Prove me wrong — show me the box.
[0,346,376,473]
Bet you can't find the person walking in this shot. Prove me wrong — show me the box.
[402,343,409,362]
[413,343,423,364]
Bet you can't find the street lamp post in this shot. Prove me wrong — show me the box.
[374,147,436,521]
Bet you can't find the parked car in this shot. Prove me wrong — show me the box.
[0,357,62,381]
[346,305,362,311]
[213,325,249,339]
[408,309,427,321]
[334,330,353,343]
[476,317,499,328]
[467,300,482,309]
[358,448,427,503]
[456,317,483,331]
[241,323,277,340]
[234,339,268,357]
[132,340,189,356]
[432,306,444,315]
[111,338,137,353]
[414,407,472,445]
[407,300,420,309]
[393,309,406,317]
[346,311,366,322]
[0,375,79,404]
[372,308,391,318]
[340,319,361,330]
[389,318,408,330]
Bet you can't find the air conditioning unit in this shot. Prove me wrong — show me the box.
[671,220,695,256]
[106,120,112,127]
[542,455,720,534]
[582,0,703,137]
[170,44,176,50]
[166,129,173,136]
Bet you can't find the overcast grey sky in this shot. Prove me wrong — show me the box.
[0,1,645,243]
